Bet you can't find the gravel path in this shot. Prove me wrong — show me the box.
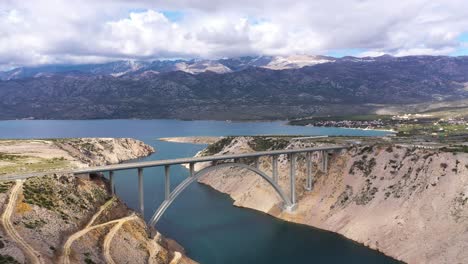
[1,180,44,264]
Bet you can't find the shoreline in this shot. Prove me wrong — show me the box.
[184,165,404,263]
[158,136,222,144]
[0,118,399,136]
[186,137,467,264]
[288,123,398,133]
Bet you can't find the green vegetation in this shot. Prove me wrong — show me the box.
[290,114,393,125]
[84,253,96,264]
[0,254,20,264]
[203,137,235,156]
[355,185,378,205]
[203,136,299,156]
[23,176,72,220]
[397,124,467,137]
[22,175,109,223]
[247,137,290,151]
[0,182,14,193]
[0,152,21,161]
[23,176,59,210]
[23,219,47,229]
[0,155,69,176]
[349,155,376,177]
[80,142,97,152]
[440,145,468,153]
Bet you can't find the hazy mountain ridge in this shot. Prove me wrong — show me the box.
[0,55,338,80]
[1,55,468,120]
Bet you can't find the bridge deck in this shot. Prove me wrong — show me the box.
[73,145,346,174]
[0,145,346,181]
[0,145,348,225]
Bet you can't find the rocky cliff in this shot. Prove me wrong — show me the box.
[0,138,195,264]
[196,136,468,264]
[0,138,154,177]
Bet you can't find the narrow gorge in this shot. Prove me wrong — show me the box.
[193,136,468,264]
[0,138,195,264]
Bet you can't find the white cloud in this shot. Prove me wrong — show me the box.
[1,0,468,69]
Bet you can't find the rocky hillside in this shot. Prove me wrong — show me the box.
[0,138,154,177]
[0,138,195,264]
[0,55,335,80]
[0,176,195,264]
[1,56,468,120]
[195,137,468,264]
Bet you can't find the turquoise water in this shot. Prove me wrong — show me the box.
[0,120,399,264]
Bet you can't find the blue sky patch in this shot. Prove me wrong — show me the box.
[451,33,468,56]
[327,48,366,58]
[161,10,184,22]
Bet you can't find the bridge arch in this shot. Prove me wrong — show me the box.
[149,162,293,226]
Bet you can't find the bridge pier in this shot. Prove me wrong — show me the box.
[321,151,328,173]
[109,171,115,195]
[272,155,278,183]
[305,152,313,191]
[138,168,144,217]
[289,153,297,209]
[189,163,195,177]
[68,145,346,227]
[164,165,170,200]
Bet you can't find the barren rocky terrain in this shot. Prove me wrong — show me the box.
[0,138,195,264]
[0,138,154,177]
[158,137,221,145]
[195,136,468,264]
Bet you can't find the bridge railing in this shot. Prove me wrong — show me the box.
[1,145,347,226]
[72,145,346,174]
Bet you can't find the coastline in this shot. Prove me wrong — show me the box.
[158,136,222,144]
[190,136,468,264]
[197,180,403,262]
[289,123,398,133]
[0,138,195,264]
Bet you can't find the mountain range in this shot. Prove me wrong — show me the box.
[1,55,468,120]
[0,55,336,80]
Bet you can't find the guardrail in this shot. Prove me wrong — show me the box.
[1,145,348,226]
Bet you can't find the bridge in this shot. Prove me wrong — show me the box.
[2,145,346,227]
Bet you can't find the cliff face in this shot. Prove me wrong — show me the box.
[0,138,155,177]
[52,138,155,167]
[196,137,468,264]
[0,138,195,264]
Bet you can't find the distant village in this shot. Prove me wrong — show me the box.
[303,113,468,132]
[306,119,386,129]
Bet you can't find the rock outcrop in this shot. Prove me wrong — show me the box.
[53,138,155,167]
[0,138,155,176]
[0,138,195,264]
[196,137,468,264]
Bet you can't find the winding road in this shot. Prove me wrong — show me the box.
[102,214,138,264]
[61,211,137,264]
[0,183,160,264]
[85,197,116,228]
[1,180,44,264]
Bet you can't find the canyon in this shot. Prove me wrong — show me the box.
[192,136,468,264]
[0,138,194,264]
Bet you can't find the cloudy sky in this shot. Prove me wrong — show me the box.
[1,0,468,69]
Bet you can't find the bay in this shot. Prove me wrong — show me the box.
[0,120,398,264]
